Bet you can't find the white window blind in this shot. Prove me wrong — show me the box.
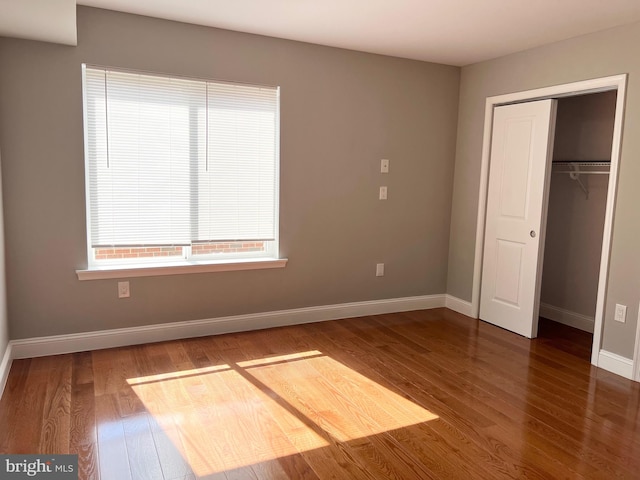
[83,66,279,248]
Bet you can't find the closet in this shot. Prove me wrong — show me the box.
[539,90,617,349]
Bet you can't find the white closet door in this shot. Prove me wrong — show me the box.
[480,99,557,338]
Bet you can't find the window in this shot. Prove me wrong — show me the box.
[81,66,281,274]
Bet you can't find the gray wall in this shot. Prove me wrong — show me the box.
[448,21,640,358]
[541,174,608,320]
[541,93,614,322]
[552,92,616,162]
[0,7,460,339]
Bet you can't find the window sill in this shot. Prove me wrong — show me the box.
[76,258,288,281]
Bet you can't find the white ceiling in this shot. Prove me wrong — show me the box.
[3,0,640,65]
[0,0,76,45]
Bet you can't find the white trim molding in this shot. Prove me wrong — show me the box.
[10,294,447,359]
[598,350,634,380]
[77,258,288,280]
[470,74,628,368]
[633,303,640,382]
[539,303,594,333]
[0,342,13,398]
[445,295,474,317]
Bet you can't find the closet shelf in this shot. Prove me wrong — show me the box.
[552,161,610,167]
[551,161,610,199]
[552,161,610,173]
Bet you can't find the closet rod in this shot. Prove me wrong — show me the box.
[552,162,609,199]
[552,161,610,166]
[552,161,610,175]
[553,171,609,175]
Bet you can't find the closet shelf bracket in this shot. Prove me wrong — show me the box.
[551,162,610,200]
[569,164,589,199]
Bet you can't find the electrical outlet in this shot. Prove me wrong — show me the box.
[381,159,389,173]
[376,263,385,277]
[379,186,388,200]
[614,304,627,323]
[118,281,130,298]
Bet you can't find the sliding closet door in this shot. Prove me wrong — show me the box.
[480,99,557,338]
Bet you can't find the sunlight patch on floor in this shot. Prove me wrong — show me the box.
[127,350,438,476]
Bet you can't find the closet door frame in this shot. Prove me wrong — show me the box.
[471,74,627,369]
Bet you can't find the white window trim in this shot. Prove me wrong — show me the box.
[76,257,288,281]
[80,65,284,278]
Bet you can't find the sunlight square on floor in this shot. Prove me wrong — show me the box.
[125,350,439,476]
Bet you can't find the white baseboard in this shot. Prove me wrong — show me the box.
[597,350,633,379]
[10,294,447,359]
[634,305,640,382]
[445,295,474,317]
[0,342,12,398]
[539,303,595,333]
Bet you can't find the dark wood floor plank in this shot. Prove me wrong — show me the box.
[0,359,32,452]
[70,353,99,480]
[5,358,51,454]
[39,355,73,454]
[70,383,99,480]
[92,346,138,396]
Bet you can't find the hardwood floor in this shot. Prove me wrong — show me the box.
[1,308,639,479]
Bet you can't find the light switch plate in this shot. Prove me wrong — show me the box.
[614,304,627,323]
